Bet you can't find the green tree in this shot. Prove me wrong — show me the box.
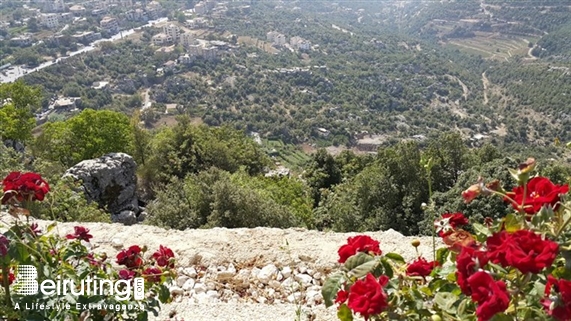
[0,81,42,143]
[144,115,270,186]
[303,149,342,207]
[35,109,132,166]
[129,110,151,167]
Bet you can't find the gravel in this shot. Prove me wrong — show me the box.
[0,213,443,321]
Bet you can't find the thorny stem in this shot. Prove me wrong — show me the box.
[2,261,11,307]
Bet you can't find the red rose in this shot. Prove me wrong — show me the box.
[406,257,439,278]
[347,273,389,320]
[505,177,569,214]
[468,271,510,321]
[436,213,469,237]
[1,172,50,204]
[456,246,488,295]
[66,226,93,242]
[118,269,136,280]
[116,245,143,269]
[338,235,381,264]
[143,267,163,283]
[487,230,558,274]
[335,289,348,305]
[152,245,175,268]
[542,275,571,321]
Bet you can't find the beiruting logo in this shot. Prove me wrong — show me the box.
[14,265,144,301]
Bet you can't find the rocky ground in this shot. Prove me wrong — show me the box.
[0,214,443,321]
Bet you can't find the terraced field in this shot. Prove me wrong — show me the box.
[445,32,538,61]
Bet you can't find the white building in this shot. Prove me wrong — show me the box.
[100,16,119,33]
[69,5,86,16]
[202,46,217,60]
[267,31,286,46]
[152,33,169,46]
[274,34,286,46]
[179,32,194,47]
[179,54,194,64]
[290,36,311,51]
[39,13,59,29]
[163,24,180,43]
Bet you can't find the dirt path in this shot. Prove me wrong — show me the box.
[482,71,489,105]
[447,74,469,100]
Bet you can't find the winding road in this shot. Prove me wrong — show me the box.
[0,17,168,84]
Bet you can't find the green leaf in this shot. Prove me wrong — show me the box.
[347,259,379,279]
[322,272,346,308]
[472,223,491,237]
[436,247,450,265]
[508,168,520,183]
[384,252,405,264]
[381,257,394,278]
[457,298,469,317]
[434,292,458,314]
[503,213,523,233]
[343,252,374,272]
[46,222,58,233]
[487,262,508,274]
[337,304,354,321]
[158,284,171,303]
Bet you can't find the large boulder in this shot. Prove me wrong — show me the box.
[63,153,145,225]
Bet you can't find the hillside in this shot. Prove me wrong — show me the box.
[7,0,567,152]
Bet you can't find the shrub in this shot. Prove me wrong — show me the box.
[146,167,300,229]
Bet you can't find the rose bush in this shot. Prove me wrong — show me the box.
[0,172,177,321]
[323,158,571,321]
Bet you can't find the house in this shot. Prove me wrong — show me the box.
[267,31,286,46]
[146,1,163,20]
[92,81,109,90]
[202,46,217,60]
[41,0,66,13]
[10,36,32,47]
[163,60,176,72]
[316,127,330,137]
[267,31,278,42]
[72,31,102,44]
[59,12,73,24]
[100,16,119,34]
[163,24,180,43]
[152,33,169,46]
[188,43,203,56]
[68,5,86,16]
[125,9,146,21]
[179,54,194,64]
[179,32,193,47]
[186,17,208,29]
[91,9,107,17]
[53,97,81,110]
[290,36,311,51]
[39,13,59,29]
